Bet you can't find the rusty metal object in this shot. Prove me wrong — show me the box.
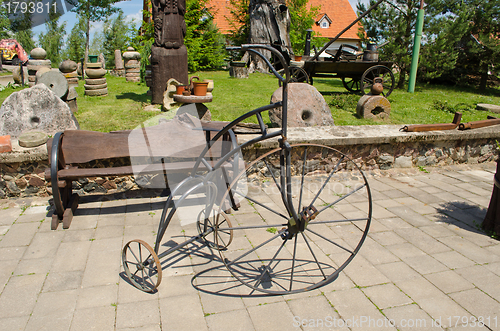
[458,116,500,130]
[371,77,384,95]
[401,112,462,132]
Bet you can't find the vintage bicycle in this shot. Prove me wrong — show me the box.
[122,44,372,295]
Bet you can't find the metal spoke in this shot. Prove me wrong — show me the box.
[234,191,288,220]
[298,146,308,214]
[308,155,345,209]
[129,247,141,264]
[263,157,281,192]
[301,232,327,279]
[317,183,366,214]
[253,239,287,288]
[306,228,354,254]
[309,218,369,225]
[289,235,298,291]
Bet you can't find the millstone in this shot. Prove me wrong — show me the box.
[85,68,106,78]
[37,71,69,99]
[86,63,102,69]
[85,88,108,96]
[18,131,49,148]
[84,83,107,90]
[28,59,51,67]
[86,78,107,85]
[125,63,140,69]
[35,67,51,82]
[356,95,391,120]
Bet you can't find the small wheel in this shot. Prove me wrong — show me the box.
[122,239,162,292]
[360,65,395,97]
[341,77,361,93]
[278,67,310,87]
[196,209,233,249]
[216,144,372,295]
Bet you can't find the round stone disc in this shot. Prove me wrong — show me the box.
[18,131,49,148]
[37,71,69,99]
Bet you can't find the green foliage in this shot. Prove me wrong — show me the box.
[103,10,135,68]
[287,0,325,54]
[431,100,475,114]
[38,5,67,67]
[329,93,359,110]
[0,1,11,39]
[184,0,226,71]
[225,0,249,45]
[89,31,104,57]
[63,14,86,62]
[11,11,35,52]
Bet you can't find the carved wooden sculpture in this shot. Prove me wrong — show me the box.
[151,0,189,104]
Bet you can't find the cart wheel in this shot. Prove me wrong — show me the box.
[196,209,233,250]
[216,144,372,295]
[360,65,395,97]
[278,67,309,87]
[122,239,162,292]
[341,77,361,93]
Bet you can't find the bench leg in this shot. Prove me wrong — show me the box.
[51,193,79,230]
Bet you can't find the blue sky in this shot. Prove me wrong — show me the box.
[31,0,369,43]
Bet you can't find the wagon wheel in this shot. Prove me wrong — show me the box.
[122,239,162,292]
[215,144,372,295]
[278,67,310,87]
[360,65,395,97]
[341,77,361,93]
[196,209,233,250]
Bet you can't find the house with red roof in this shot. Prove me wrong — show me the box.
[208,0,363,55]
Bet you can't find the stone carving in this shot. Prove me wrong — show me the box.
[59,60,79,87]
[0,84,79,138]
[36,71,69,99]
[84,62,108,97]
[123,47,141,82]
[269,83,334,127]
[27,47,51,87]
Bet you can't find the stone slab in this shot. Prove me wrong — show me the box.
[477,103,500,113]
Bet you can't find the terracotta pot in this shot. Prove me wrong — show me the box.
[203,79,214,92]
[294,55,302,61]
[176,85,188,95]
[192,82,209,96]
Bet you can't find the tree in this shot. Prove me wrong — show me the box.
[64,14,86,62]
[66,0,123,69]
[184,0,226,71]
[103,10,134,68]
[11,11,35,52]
[0,1,11,39]
[287,0,325,54]
[38,8,67,66]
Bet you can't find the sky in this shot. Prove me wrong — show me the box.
[31,0,370,43]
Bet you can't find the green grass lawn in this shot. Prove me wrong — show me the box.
[1,70,499,132]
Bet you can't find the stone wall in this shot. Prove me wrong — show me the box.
[0,125,498,199]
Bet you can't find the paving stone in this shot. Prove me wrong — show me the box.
[199,286,245,314]
[424,270,474,294]
[0,315,30,331]
[377,217,413,230]
[0,259,17,292]
[449,289,500,328]
[359,241,399,265]
[287,295,344,330]
[0,207,22,225]
[23,230,64,259]
[375,261,422,282]
[386,206,434,227]
[247,301,296,331]
[383,190,409,199]
[117,277,159,304]
[416,295,473,326]
[0,222,40,247]
[116,325,161,331]
[382,304,441,330]
[43,270,83,292]
[418,225,456,238]
[51,241,91,272]
[386,242,426,259]
[401,255,449,275]
[25,289,77,331]
[374,199,402,209]
[362,283,412,309]
[205,309,254,331]
[431,251,475,269]
[338,255,389,287]
[366,219,390,232]
[395,277,443,301]
[369,231,406,246]
[325,288,397,330]
[159,295,207,330]
[0,273,46,318]
[76,284,118,309]
[454,265,500,299]
[70,306,116,331]
[394,227,451,255]
[438,236,499,264]
[484,262,500,277]
[62,229,95,242]
[116,300,161,329]
[0,246,26,261]
[14,257,52,276]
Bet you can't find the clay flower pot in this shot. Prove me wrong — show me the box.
[192,82,209,96]
[294,55,303,61]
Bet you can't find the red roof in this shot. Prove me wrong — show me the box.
[208,0,361,40]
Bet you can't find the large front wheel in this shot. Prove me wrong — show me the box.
[215,144,372,295]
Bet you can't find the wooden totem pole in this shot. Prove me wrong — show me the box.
[151,0,189,104]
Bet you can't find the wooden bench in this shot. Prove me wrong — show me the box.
[45,118,239,230]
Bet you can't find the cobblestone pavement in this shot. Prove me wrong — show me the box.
[0,162,499,331]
